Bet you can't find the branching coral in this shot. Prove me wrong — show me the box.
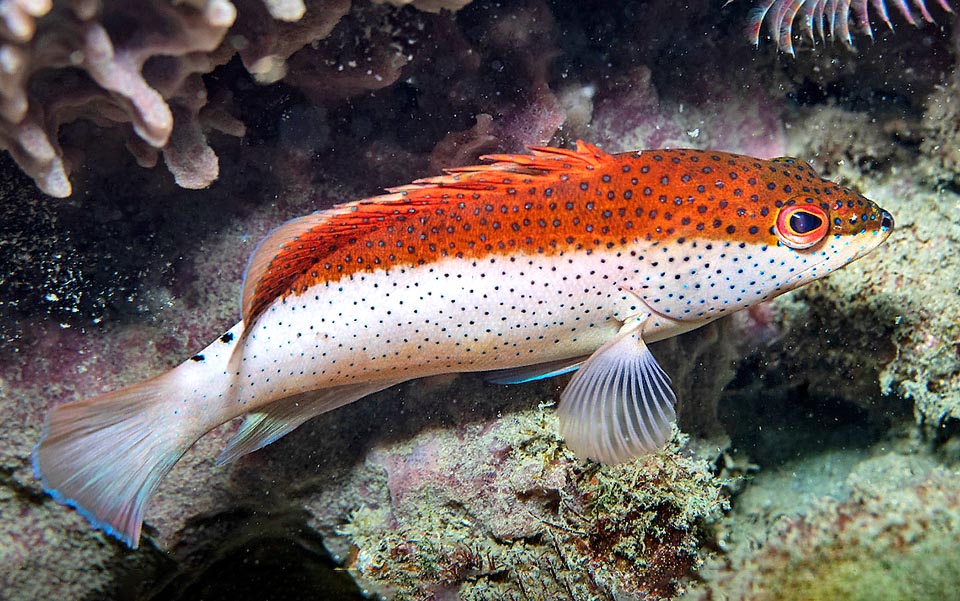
[0,0,475,198]
[0,0,242,197]
[231,0,350,85]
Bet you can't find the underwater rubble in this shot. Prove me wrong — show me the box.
[1,0,959,600]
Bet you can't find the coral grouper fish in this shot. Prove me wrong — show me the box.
[34,142,893,548]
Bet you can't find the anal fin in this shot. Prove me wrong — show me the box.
[216,380,402,464]
[558,316,677,465]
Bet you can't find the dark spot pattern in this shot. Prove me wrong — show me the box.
[247,148,868,323]
[228,142,889,405]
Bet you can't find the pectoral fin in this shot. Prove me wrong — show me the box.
[558,316,677,464]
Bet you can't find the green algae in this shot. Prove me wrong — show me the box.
[765,455,960,601]
[695,450,960,601]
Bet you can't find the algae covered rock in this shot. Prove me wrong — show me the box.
[325,390,727,599]
[694,453,960,601]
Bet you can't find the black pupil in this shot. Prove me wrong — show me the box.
[790,211,823,234]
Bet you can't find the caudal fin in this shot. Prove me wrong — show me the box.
[32,374,202,548]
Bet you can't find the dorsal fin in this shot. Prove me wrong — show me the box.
[407,140,611,185]
[241,212,330,328]
[240,141,615,328]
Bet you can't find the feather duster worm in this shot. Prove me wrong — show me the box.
[748,0,955,54]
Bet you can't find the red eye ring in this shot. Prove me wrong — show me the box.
[775,204,829,249]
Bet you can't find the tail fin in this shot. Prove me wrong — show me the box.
[32,372,206,548]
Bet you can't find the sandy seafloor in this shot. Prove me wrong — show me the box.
[1,1,959,600]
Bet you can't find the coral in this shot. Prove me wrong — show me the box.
[0,0,239,197]
[0,0,468,198]
[0,472,164,600]
[427,112,497,173]
[788,107,909,184]
[280,0,417,101]
[491,82,566,149]
[920,27,960,186]
[472,0,557,84]
[921,80,960,178]
[231,0,351,85]
[443,0,567,152]
[681,107,960,601]
[6,1,958,600]
[872,179,960,431]
[783,104,960,436]
[748,0,957,54]
[589,66,787,159]
[260,0,306,20]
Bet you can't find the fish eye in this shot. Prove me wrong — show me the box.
[775,204,829,249]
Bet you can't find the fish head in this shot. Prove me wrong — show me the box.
[635,154,893,323]
[761,164,894,290]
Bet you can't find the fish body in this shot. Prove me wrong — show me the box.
[33,142,893,547]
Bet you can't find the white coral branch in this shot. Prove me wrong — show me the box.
[0,0,236,197]
[0,0,474,197]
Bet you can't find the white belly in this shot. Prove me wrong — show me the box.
[233,249,701,407]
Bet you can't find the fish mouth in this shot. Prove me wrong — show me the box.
[848,214,894,263]
[880,210,895,232]
[868,208,895,248]
[853,228,892,261]
[785,216,893,288]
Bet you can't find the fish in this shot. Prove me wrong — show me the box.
[747,0,955,54]
[33,142,894,548]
